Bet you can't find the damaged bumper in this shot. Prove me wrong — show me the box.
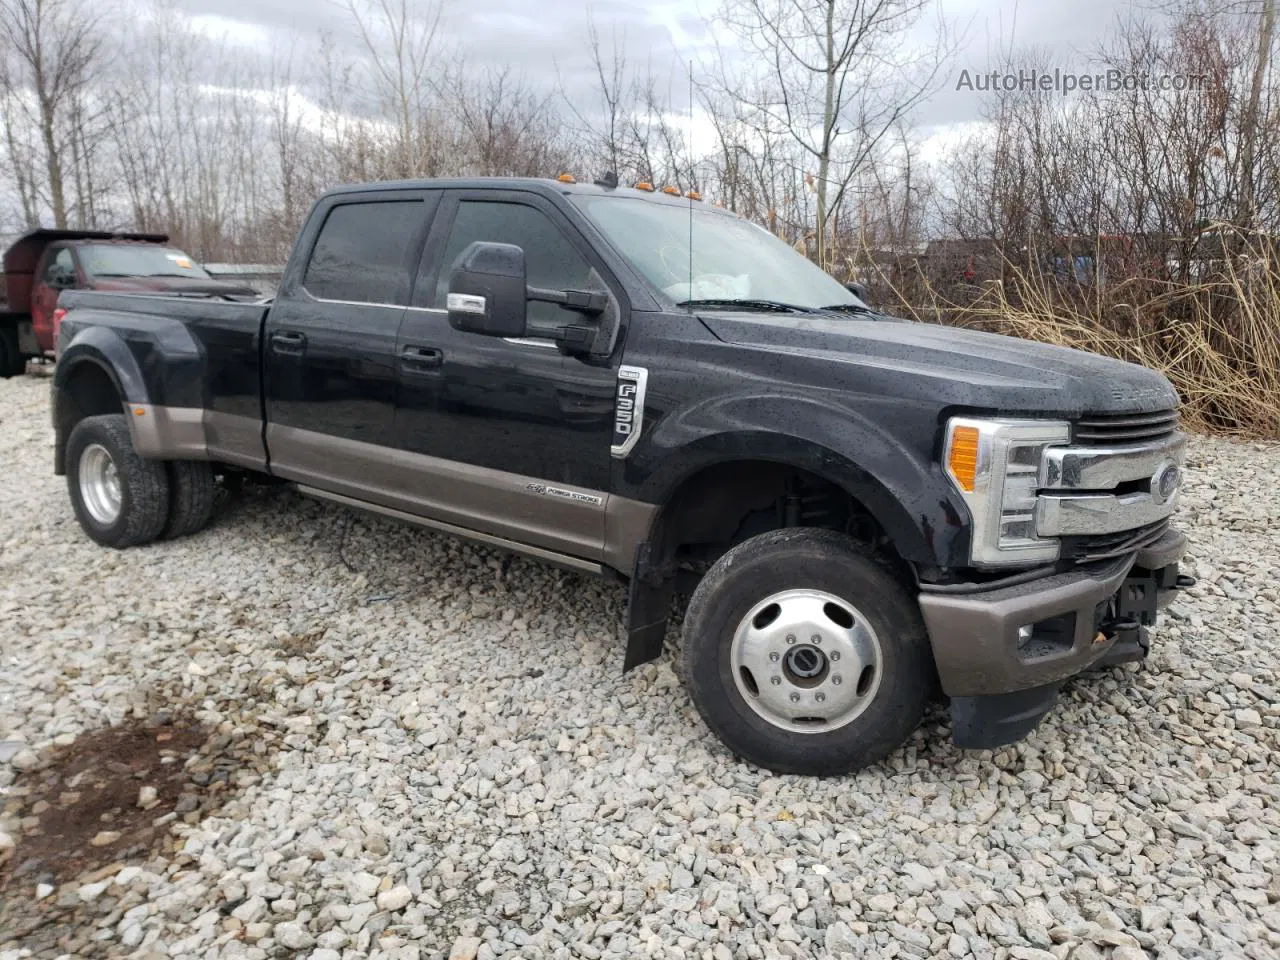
[918,527,1191,749]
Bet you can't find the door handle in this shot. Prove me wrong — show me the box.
[400,346,443,370]
[270,331,306,353]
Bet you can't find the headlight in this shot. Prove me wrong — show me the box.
[943,417,1070,566]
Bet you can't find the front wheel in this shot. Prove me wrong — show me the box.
[680,528,932,775]
[66,414,171,548]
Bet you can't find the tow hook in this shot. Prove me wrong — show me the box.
[1096,617,1150,668]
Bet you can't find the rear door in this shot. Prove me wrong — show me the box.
[264,190,437,497]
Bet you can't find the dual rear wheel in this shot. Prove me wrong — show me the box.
[67,414,215,548]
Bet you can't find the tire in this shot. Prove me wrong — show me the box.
[161,460,215,540]
[680,528,932,775]
[0,326,24,378]
[66,414,170,549]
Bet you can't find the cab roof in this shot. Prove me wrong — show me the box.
[322,177,734,213]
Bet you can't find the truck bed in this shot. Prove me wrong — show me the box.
[56,290,270,458]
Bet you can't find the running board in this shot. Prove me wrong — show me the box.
[295,485,605,577]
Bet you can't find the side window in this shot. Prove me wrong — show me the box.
[43,248,73,282]
[303,200,424,305]
[436,201,595,325]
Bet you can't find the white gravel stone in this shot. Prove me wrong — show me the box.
[376,885,413,912]
[0,376,1277,958]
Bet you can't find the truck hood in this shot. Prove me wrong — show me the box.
[698,312,1179,415]
[89,276,260,298]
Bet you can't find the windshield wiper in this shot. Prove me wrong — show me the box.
[676,298,819,314]
[819,303,872,314]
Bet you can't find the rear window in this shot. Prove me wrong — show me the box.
[303,201,424,305]
[78,244,210,280]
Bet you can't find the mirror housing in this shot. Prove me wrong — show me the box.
[447,241,528,338]
[844,280,869,303]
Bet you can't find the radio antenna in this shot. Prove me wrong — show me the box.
[687,59,694,315]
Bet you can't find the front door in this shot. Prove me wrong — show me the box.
[263,191,436,499]
[32,246,75,351]
[392,190,622,561]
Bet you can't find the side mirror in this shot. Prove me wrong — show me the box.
[447,241,527,338]
[844,281,869,303]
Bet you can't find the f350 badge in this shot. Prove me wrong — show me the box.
[611,365,649,459]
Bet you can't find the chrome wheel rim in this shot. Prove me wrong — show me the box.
[730,588,883,733]
[78,443,122,525]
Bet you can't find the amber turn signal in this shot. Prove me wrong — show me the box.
[634,181,654,191]
[557,173,577,183]
[686,191,702,201]
[662,185,680,195]
[948,426,981,492]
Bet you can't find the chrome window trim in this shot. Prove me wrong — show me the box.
[303,293,406,310]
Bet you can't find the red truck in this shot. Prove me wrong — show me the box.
[0,229,260,376]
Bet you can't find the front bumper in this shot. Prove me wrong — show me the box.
[918,527,1188,748]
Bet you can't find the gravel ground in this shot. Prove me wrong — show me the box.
[1,370,1278,960]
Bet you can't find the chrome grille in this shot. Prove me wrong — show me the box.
[1073,410,1179,445]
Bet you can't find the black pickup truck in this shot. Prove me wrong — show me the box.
[51,176,1190,774]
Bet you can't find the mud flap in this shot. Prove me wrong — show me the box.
[950,681,1061,749]
[623,544,675,671]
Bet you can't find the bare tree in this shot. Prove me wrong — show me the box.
[0,0,103,227]
[714,0,953,267]
[1239,0,1276,225]
[345,0,448,178]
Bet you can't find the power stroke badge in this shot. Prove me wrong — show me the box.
[524,483,603,506]
[610,365,649,459]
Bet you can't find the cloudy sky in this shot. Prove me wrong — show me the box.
[165,0,1157,139]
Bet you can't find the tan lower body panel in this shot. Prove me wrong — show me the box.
[127,405,205,459]
[266,424,656,573]
[206,412,267,470]
[300,486,606,576]
[126,405,266,470]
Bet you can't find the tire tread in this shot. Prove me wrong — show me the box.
[679,528,931,775]
[66,414,170,548]
[161,460,216,539]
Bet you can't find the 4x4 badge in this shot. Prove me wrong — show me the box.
[611,366,649,459]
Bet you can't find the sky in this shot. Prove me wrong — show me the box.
[163,0,1161,143]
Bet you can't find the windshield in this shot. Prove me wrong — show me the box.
[571,195,865,310]
[78,244,211,280]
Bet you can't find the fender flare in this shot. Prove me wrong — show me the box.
[632,390,965,568]
[54,327,149,405]
[52,329,151,474]
[618,392,971,672]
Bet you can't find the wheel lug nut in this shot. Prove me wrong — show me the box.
[811,634,821,643]
[771,676,782,686]
[832,675,842,685]
[830,652,841,661]
[815,693,826,702]
[786,634,796,644]
[769,652,780,662]
[789,692,800,703]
